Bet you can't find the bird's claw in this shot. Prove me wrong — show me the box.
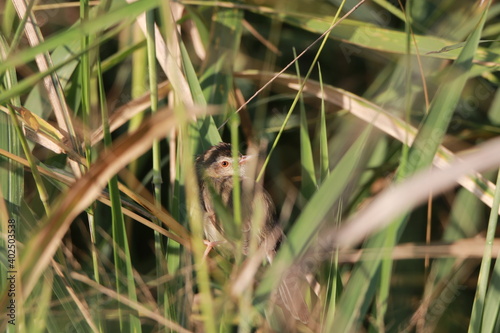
[203,240,225,259]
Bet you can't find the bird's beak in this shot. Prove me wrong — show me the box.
[239,155,253,165]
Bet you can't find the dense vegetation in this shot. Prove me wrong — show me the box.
[1,0,500,332]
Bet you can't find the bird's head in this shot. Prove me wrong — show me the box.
[196,142,251,179]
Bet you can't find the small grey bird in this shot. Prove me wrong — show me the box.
[195,142,310,323]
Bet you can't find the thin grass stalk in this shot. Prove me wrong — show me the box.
[98,57,142,333]
[468,167,500,332]
[256,0,350,182]
[97,56,124,330]
[79,5,101,331]
[109,138,142,326]
[171,138,187,327]
[93,58,108,333]
[80,0,92,166]
[317,63,329,183]
[146,9,160,188]
[145,7,169,331]
[230,116,242,234]
[229,114,247,331]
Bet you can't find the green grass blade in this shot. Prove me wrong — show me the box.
[279,12,500,65]
[293,48,317,200]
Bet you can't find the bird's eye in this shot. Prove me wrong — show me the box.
[221,161,230,167]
